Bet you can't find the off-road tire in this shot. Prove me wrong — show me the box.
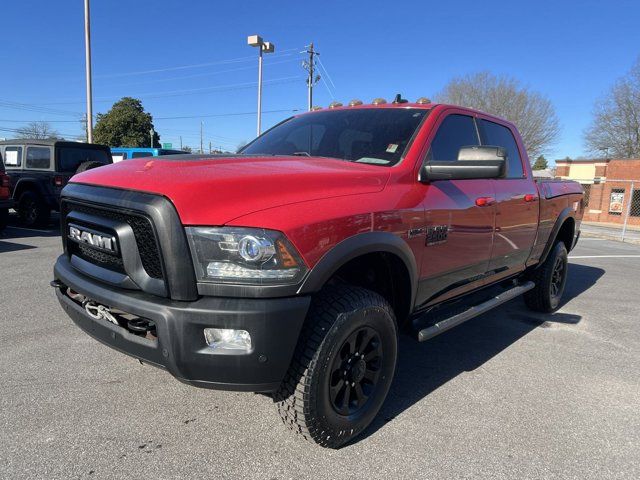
[524,241,568,313]
[75,161,107,174]
[17,191,50,227]
[273,285,398,448]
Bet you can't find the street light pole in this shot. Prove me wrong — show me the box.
[257,46,263,137]
[248,35,275,137]
[84,0,93,143]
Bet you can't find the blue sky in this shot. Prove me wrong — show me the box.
[2,0,639,158]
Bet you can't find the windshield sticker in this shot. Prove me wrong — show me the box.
[386,144,398,153]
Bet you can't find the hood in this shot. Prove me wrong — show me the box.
[72,155,390,225]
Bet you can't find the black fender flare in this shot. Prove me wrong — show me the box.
[539,206,576,265]
[13,178,47,200]
[297,231,418,309]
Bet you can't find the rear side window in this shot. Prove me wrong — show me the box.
[26,147,51,169]
[58,147,110,172]
[428,114,479,162]
[132,152,152,158]
[479,119,524,178]
[3,146,23,168]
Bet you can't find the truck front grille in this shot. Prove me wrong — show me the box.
[62,201,164,280]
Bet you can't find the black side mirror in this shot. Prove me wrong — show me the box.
[419,146,506,182]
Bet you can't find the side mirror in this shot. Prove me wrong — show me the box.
[420,146,507,182]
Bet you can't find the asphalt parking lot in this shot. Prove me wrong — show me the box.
[1,216,639,479]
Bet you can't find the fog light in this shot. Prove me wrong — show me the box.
[203,328,252,352]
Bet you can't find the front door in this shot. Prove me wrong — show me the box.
[416,112,497,308]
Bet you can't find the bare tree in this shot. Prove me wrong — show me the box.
[584,58,640,158]
[435,72,560,159]
[16,121,61,140]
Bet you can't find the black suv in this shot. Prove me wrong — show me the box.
[0,139,112,227]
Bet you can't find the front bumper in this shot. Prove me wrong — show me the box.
[54,255,310,392]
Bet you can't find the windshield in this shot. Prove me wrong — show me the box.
[240,108,428,166]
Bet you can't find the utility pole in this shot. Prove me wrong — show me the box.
[200,121,204,153]
[84,0,93,142]
[149,128,154,148]
[180,136,182,150]
[303,43,320,111]
[209,141,212,154]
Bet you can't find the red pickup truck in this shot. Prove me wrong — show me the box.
[52,101,583,448]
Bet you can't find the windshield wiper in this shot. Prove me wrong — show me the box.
[292,151,311,156]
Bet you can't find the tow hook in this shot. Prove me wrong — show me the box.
[82,300,120,326]
[50,279,64,289]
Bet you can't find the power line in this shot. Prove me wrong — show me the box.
[23,76,305,106]
[155,108,299,120]
[0,99,83,117]
[316,56,337,99]
[0,108,300,124]
[100,57,300,89]
[317,57,336,91]
[93,48,302,80]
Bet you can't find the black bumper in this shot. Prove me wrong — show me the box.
[0,198,13,209]
[54,256,311,392]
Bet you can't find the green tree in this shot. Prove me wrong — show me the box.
[93,97,160,147]
[532,155,548,170]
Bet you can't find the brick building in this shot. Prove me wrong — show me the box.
[555,158,640,226]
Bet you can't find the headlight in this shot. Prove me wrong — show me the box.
[185,227,307,285]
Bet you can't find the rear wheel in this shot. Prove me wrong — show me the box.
[273,285,398,448]
[524,241,568,313]
[17,191,50,227]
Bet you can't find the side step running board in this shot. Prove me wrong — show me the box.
[417,281,535,342]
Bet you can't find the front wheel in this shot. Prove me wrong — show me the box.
[524,241,568,313]
[274,285,398,448]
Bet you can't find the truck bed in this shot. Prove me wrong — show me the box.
[528,179,584,266]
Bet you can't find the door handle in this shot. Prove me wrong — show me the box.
[475,196,496,207]
[524,194,538,202]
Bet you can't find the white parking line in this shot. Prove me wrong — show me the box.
[569,255,640,259]
[5,226,54,234]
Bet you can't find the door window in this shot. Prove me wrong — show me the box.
[427,114,479,162]
[26,147,51,169]
[478,119,524,178]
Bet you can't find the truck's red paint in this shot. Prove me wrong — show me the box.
[71,103,583,309]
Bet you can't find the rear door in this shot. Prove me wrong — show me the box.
[477,118,538,277]
[416,111,497,307]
